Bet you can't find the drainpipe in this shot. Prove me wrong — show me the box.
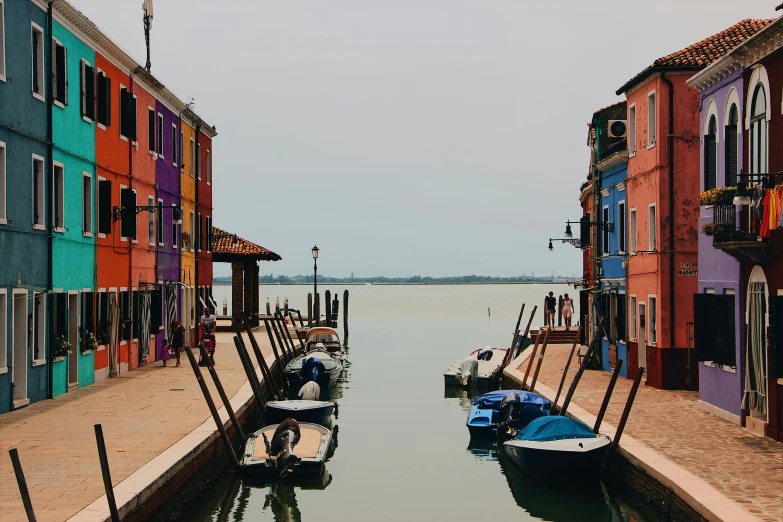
[46,0,54,399]
[661,72,677,389]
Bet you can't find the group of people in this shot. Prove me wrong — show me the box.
[158,308,218,367]
[544,291,574,331]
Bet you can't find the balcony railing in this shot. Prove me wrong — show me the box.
[709,203,768,263]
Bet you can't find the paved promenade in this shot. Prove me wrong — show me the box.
[0,331,275,522]
[515,343,783,522]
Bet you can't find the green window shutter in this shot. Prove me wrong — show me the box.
[694,293,715,362]
[704,134,717,191]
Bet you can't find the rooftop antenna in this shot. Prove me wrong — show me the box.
[142,0,154,71]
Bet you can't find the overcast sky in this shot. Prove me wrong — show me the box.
[70,0,777,278]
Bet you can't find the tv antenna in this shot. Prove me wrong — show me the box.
[142,0,154,71]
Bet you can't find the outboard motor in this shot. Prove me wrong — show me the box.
[497,392,522,440]
[263,418,302,478]
[300,357,326,385]
[297,381,321,401]
[459,358,479,386]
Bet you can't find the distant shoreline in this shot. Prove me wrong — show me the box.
[213,281,573,286]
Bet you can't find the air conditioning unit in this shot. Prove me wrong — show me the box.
[608,120,627,138]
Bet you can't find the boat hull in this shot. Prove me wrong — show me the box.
[503,435,610,477]
[241,423,332,476]
[444,348,507,387]
[264,400,335,427]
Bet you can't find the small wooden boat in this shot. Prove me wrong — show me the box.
[284,348,343,392]
[305,327,341,353]
[444,347,508,387]
[503,416,611,477]
[242,422,332,476]
[466,390,550,438]
[264,400,335,427]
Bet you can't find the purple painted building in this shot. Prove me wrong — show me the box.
[687,60,745,426]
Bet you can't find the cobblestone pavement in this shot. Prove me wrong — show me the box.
[519,344,783,522]
[0,331,277,522]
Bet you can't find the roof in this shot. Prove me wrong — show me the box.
[211,227,282,261]
[617,18,774,95]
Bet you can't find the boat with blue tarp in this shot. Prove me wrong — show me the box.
[466,390,551,438]
[284,348,343,394]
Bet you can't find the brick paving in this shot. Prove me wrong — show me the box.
[518,343,783,522]
[0,331,276,522]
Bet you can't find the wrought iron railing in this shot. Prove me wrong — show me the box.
[711,204,762,244]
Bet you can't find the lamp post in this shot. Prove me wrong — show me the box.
[312,245,319,300]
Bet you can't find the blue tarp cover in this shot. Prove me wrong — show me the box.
[472,390,551,410]
[517,416,597,442]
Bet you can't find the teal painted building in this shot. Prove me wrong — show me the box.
[50,18,96,395]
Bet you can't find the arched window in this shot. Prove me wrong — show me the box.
[750,84,767,175]
[725,104,738,187]
[704,115,717,190]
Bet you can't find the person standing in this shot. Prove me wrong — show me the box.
[561,293,574,331]
[159,338,171,367]
[545,292,557,328]
[170,318,185,367]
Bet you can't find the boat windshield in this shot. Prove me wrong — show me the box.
[308,334,339,344]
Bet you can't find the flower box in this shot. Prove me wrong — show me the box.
[53,356,65,362]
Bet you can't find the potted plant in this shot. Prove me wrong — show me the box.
[699,186,737,206]
[182,231,191,250]
[81,331,98,353]
[54,335,71,361]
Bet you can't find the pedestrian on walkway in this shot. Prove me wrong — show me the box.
[170,318,185,367]
[159,338,171,367]
[562,293,574,331]
[545,292,557,328]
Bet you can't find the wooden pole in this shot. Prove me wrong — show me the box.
[594,360,624,434]
[559,336,598,416]
[268,315,291,363]
[296,309,305,329]
[261,317,286,371]
[183,346,240,469]
[314,293,320,326]
[277,310,303,354]
[273,313,295,361]
[235,312,278,400]
[8,448,36,522]
[515,305,537,360]
[521,327,544,389]
[552,324,583,409]
[325,290,332,328]
[232,335,267,405]
[199,343,246,445]
[93,424,121,522]
[500,304,525,369]
[343,289,349,336]
[528,328,552,392]
[603,367,645,469]
[307,293,313,327]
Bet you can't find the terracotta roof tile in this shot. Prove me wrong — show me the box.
[212,226,282,261]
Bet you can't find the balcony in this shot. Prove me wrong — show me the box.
[706,203,769,264]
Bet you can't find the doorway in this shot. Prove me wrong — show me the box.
[744,267,769,423]
[68,293,79,388]
[12,290,28,406]
[638,302,647,381]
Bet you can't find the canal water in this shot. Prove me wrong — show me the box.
[184,284,649,522]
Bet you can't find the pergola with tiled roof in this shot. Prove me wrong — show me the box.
[617,18,774,94]
[212,226,281,326]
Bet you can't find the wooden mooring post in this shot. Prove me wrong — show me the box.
[528,328,551,392]
[552,324,583,409]
[603,367,645,469]
[261,317,286,372]
[307,293,313,327]
[594,360,624,434]
[232,334,267,405]
[514,305,537,360]
[8,448,36,522]
[198,343,246,445]
[343,289,349,336]
[272,313,296,361]
[296,309,305,329]
[500,304,525,370]
[183,346,240,470]
[236,312,279,400]
[521,327,547,389]
[325,290,332,327]
[559,335,598,417]
[313,293,320,327]
[93,424,121,522]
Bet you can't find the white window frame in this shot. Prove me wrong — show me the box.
[53,161,65,232]
[148,106,156,155]
[171,123,177,167]
[206,149,211,185]
[0,289,6,373]
[629,294,637,341]
[157,113,164,158]
[97,175,107,238]
[95,68,106,131]
[189,210,195,252]
[147,195,155,246]
[80,59,92,123]
[0,0,6,82]
[648,294,657,345]
[648,203,657,251]
[52,37,66,109]
[32,154,45,229]
[629,103,636,156]
[0,140,6,224]
[82,172,92,236]
[618,200,626,254]
[647,90,656,149]
[32,292,46,366]
[179,130,184,172]
[31,22,45,102]
[629,207,637,255]
[189,138,195,177]
[157,197,164,247]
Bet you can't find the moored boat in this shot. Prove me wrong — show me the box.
[502,416,611,477]
[241,422,332,476]
[285,348,343,392]
[444,347,508,387]
[466,390,550,438]
[305,327,342,352]
[264,400,335,427]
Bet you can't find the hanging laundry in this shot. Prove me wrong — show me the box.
[777,185,783,228]
[769,184,780,231]
[760,189,771,238]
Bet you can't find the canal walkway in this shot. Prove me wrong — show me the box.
[0,331,274,522]
[507,343,783,522]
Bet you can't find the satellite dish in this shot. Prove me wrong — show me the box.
[142,0,154,19]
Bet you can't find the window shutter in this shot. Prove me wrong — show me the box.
[82,292,95,334]
[55,44,66,104]
[63,48,68,106]
[150,289,163,332]
[120,88,128,137]
[85,65,95,120]
[616,295,626,342]
[104,76,112,126]
[704,134,717,191]
[712,295,735,366]
[132,290,140,339]
[725,124,738,187]
[768,296,782,380]
[80,61,86,116]
[98,179,112,235]
[580,214,591,247]
[130,96,137,141]
[148,110,155,151]
[694,294,715,362]
[51,40,57,100]
[120,187,136,238]
[32,30,39,93]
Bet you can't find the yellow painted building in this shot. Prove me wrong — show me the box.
[181,119,197,342]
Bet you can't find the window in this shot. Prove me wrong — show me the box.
[647,91,656,147]
[602,206,609,255]
[189,210,195,252]
[725,105,738,187]
[648,204,656,251]
[148,108,155,153]
[629,295,637,340]
[32,155,44,228]
[148,196,155,245]
[180,131,184,171]
[120,291,131,342]
[629,104,636,155]
[172,212,178,249]
[196,212,201,251]
[81,292,95,351]
[119,187,132,241]
[629,208,637,254]
[31,23,44,101]
[206,215,211,252]
[96,70,111,127]
[82,173,92,235]
[53,162,64,230]
[97,178,111,235]
[0,290,6,370]
[206,149,211,185]
[120,87,137,141]
[648,295,657,344]
[0,140,6,223]
[618,201,626,253]
[750,84,767,176]
[171,124,177,166]
[80,60,94,121]
[0,0,5,80]
[97,292,109,346]
[197,143,201,180]
[131,290,140,339]
[704,116,717,191]
[157,113,163,157]
[157,198,164,246]
[52,39,67,106]
[189,138,195,177]
[33,293,45,362]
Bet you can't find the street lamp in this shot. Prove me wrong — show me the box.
[564,223,573,238]
[548,239,554,251]
[312,245,319,300]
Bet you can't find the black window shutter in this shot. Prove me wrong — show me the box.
[98,179,112,235]
[769,296,782,380]
[132,291,140,339]
[712,295,734,366]
[32,30,39,93]
[104,76,112,126]
[55,44,66,104]
[82,292,95,338]
[130,96,137,141]
[580,214,591,247]
[616,295,626,342]
[98,293,109,345]
[150,289,163,332]
[705,134,717,191]
[694,294,715,362]
[725,125,738,187]
[85,65,95,120]
[55,293,67,336]
[120,88,128,137]
[148,110,155,151]
[97,73,105,123]
[157,201,164,244]
[120,187,136,238]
